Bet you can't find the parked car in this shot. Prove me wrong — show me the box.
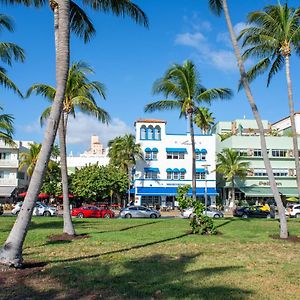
[0,205,3,215]
[181,207,224,219]
[285,204,300,218]
[119,206,161,218]
[71,206,114,218]
[233,206,272,218]
[11,201,57,216]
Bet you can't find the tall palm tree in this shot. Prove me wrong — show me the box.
[0,14,24,96]
[208,0,288,238]
[108,134,143,206]
[145,60,232,201]
[194,107,215,134]
[27,61,109,235]
[216,148,249,208]
[0,0,148,267]
[238,3,300,198]
[19,143,42,177]
[0,107,14,145]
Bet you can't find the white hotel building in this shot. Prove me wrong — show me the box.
[132,119,217,208]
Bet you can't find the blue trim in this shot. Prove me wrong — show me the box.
[201,148,207,154]
[173,168,179,172]
[166,133,213,136]
[195,149,200,153]
[196,168,206,173]
[180,168,186,173]
[166,148,187,153]
[152,147,158,152]
[145,147,151,152]
[132,178,216,183]
[166,168,172,172]
[133,187,218,196]
[144,167,159,172]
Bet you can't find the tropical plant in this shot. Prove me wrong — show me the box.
[40,160,62,196]
[27,61,109,235]
[208,0,288,239]
[108,134,143,206]
[0,107,14,145]
[238,3,300,198]
[216,148,249,208]
[194,107,215,134]
[145,60,232,201]
[0,0,148,267]
[0,14,24,96]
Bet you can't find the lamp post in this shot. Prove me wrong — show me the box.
[202,164,210,215]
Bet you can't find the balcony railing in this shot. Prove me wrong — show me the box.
[0,178,17,186]
[0,160,18,168]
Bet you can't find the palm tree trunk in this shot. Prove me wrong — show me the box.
[0,0,71,267]
[222,0,288,238]
[285,55,300,197]
[231,179,235,209]
[188,112,197,201]
[127,166,131,207]
[59,112,75,235]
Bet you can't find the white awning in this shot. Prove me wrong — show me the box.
[0,186,15,197]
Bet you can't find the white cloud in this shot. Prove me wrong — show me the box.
[21,119,43,134]
[66,112,134,147]
[175,19,248,72]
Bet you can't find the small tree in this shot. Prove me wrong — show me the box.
[176,185,216,235]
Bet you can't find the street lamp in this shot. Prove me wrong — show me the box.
[202,164,211,215]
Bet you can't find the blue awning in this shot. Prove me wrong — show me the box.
[166,148,187,153]
[195,149,200,153]
[201,148,207,154]
[173,168,179,172]
[180,168,186,173]
[196,168,206,173]
[166,168,172,172]
[152,147,158,152]
[145,147,151,152]
[144,167,159,172]
[133,187,218,196]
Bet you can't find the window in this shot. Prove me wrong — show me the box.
[166,169,186,180]
[18,172,25,180]
[140,126,146,140]
[154,126,161,140]
[173,172,179,180]
[273,169,288,177]
[272,149,287,157]
[253,149,262,157]
[253,169,267,176]
[196,172,206,180]
[238,149,248,156]
[145,171,158,179]
[166,152,185,159]
[201,153,206,160]
[147,126,154,140]
[167,172,172,180]
[180,172,185,180]
[144,148,158,160]
[145,152,151,160]
[0,152,10,160]
[152,152,157,160]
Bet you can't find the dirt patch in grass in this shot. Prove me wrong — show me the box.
[270,234,300,243]
[48,233,89,242]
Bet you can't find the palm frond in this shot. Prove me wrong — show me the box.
[0,68,22,97]
[0,42,25,65]
[40,106,51,127]
[144,100,182,113]
[196,88,232,103]
[208,0,223,16]
[26,84,56,100]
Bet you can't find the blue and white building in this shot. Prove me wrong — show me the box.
[133,119,218,208]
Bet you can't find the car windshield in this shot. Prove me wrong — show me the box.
[38,202,47,207]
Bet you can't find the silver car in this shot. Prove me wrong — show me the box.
[120,206,161,219]
[181,207,224,219]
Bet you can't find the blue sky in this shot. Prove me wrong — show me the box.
[1,0,300,154]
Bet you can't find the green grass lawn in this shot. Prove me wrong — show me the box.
[1,216,300,299]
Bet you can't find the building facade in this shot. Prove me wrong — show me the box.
[133,119,217,208]
[0,140,31,203]
[214,119,299,204]
[67,135,109,174]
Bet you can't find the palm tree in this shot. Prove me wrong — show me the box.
[207,0,288,238]
[0,14,24,96]
[145,60,232,201]
[19,143,42,177]
[238,3,300,198]
[0,0,148,267]
[108,134,143,207]
[0,107,14,145]
[194,107,215,134]
[216,148,249,208]
[27,61,109,235]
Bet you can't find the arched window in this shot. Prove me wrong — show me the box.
[140,126,146,140]
[154,125,161,140]
[147,126,154,140]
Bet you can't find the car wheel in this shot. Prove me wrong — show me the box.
[214,214,220,218]
[43,211,51,217]
[242,214,248,219]
[104,213,111,218]
[266,214,271,219]
[150,213,157,219]
[77,213,84,218]
[295,213,300,219]
[125,213,132,218]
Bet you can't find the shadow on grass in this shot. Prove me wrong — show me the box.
[43,254,252,299]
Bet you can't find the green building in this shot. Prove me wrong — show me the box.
[213,118,299,205]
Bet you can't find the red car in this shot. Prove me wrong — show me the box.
[71,206,114,218]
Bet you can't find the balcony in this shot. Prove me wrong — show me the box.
[0,178,18,186]
[0,159,18,168]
